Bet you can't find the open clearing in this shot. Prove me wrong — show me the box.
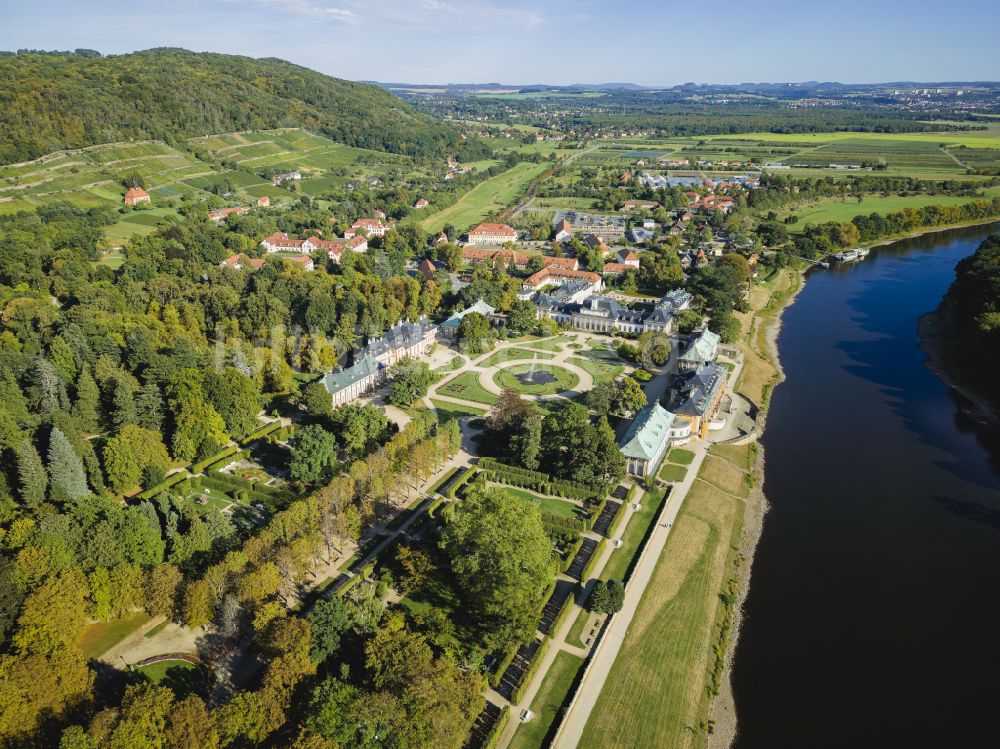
[419,161,548,233]
[782,189,1000,230]
[580,464,745,749]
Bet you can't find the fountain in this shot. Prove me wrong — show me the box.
[513,353,557,386]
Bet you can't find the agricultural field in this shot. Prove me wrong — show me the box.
[419,161,550,232]
[781,188,1000,231]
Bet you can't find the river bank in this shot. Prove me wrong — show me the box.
[706,263,807,747]
[722,221,1000,748]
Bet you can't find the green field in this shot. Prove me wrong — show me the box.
[782,190,1000,231]
[478,348,555,367]
[499,486,582,520]
[494,364,580,395]
[568,355,624,385]
[437,372,498,405]
[599,489,666,584]
[659,463,689,483]
[580,449,747,748]
[419,161,549,233]
[509,651,584,749]
[136,659,204,698]
[429,398,487,420]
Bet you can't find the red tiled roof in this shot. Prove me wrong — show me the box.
[523,267,601,288]
[542,256,578,270]
[124,186,149,200]
[469,222,517,236]
[602,263,630,274]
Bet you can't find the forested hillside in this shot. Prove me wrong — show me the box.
[943,234,1000,367]
[0,49,461,163]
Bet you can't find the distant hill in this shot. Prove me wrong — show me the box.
[0,48,461,164]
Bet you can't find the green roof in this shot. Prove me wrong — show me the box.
[441,298,496,329]
[618,402,675,461]
[679,329,720,363]
[322,356,382,394]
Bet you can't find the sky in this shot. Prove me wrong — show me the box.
[3,0,999,86]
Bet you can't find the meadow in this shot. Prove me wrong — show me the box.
[419,161,549,232]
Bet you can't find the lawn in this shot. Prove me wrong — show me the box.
[524,335,575,352]
[499,485,582,520]
[494,364,580,395]
[566,606,598,649]
[419,161,549,233]
[509,651,585,749]
[430,398,488,420]
[782,191,1000,232]
[599,489,666,584]
[667,448,696,466]
[580,462,745,748]
[433,355,466,374]
[478,348,555,367]
[568,355,624,385]
[659,463,688,483]
[78,612,151,659]
[438,371,498,405]
[136,659,204,698]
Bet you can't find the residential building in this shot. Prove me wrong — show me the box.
[414,198,429,209]
[556,211,627,238]
[257,195,271,207]
[208,206,249,222]
[461,247,577,271]
[124,187,151,206]
[467,222,518,246]
[522,267,602,294]
[219,254,265,271]
[261,231,314,253]
[602,262,631,277]
[618,249,640,267]
[273,171,302,185]
[554,218,573,242]
[349,218,388,238]
[417,258,438,282]
[618,402,677,477]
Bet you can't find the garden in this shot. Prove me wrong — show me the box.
[493,363,580,396]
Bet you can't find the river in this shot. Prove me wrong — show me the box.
[731,223,1000,748]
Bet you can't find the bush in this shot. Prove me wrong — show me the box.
[142,464,165,491]
[587,579,625,614]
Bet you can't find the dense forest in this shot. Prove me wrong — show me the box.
[0,49,462,163]
[940,234,1000,373]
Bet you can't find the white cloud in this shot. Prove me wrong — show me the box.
[251,0,356,22]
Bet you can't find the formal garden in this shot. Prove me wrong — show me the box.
[493,363,580,395]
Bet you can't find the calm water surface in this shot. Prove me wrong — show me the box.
[732,223,1000,748]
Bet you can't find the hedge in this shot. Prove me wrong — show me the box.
[477,457,596,501]
[335,562,375,597]
[425,496,447,517]
[561,535,584,573]
[239,420,282,446]
[585,497,607,531]
[481,706,510,749]
[427,466,460,496]
[580,537,607,583]
[606,499,627,539]
[446,467,477,499]
[489,643,519,688]
[137,470,191,500]
[549,590,576,637]
[511,637,550,703]
[190,445,239,475]
[623,487,669,586]
[541,512,587,532]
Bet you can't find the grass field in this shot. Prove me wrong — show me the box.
[782,189,1000,230]
[437,372,498,405]
[599,489,666,584]
[136,659,204,698]
[478,348,555,367]
[568,355,624,385]
[429,398,487,420]
[509,651,585,749]
[78,612,151,659]
[580,458,746,748]
[667,448,696,466]
[419,161,549,233]
[659,463,689,483]
[499,485,582,519]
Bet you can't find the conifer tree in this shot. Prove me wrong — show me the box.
[134,381,165,432]
[47,427,89,502]
[71,368,101,433]
[111,377,137,430]
[15,440,47,507]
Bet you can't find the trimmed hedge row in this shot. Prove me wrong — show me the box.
[239,420,282,445]
[137,470,191,500]
[425,495,447,517]
[550,590,575,637]
[205,469,292,499]
[446,467,477,499]
[623,487,669,586]
[335,562,375,597]
[541,512,587,532]
[580,538,607,583]
[560,534,584,573]
[190,445,239,475]
[606,499,627,539]
[512,637,550,704]
[489,643,519,688]
[481,706,510,749]
[477,457,595,501]
[427,466,460,496]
